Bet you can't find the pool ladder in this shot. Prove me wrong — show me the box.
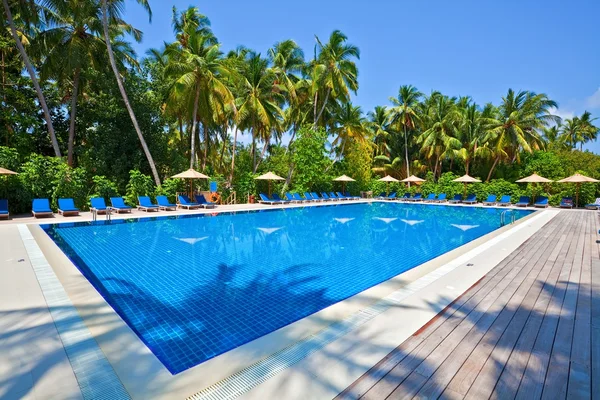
[500,209,516,226]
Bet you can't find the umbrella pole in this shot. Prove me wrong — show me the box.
[463,183,467,198]
[576,183,580,208]
[387,182,389,196]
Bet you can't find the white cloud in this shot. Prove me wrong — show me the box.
[585,87,600,109]
[548,106,574,122]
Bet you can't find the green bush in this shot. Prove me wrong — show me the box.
[90,175,120,201]
[125,170,155,205]
[155,178,186,203]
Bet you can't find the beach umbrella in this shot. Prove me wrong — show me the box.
[378,175,399,196]
[401,175,425,191]
[333,175,355,193]
[0,167,17,175]
[557,173,599,207]
[172,168,210,198]
[452,174,482,197]
[516,173,552,205]
[255,171,285,197]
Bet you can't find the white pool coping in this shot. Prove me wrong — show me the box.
[5,201,555,399]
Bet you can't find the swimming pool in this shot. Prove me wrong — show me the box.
[42,202,532,374]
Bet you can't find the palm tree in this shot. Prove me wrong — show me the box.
[578,111,598,150]
[311,30,359,127]
[483,89,558,181]
[417,94,462,179]
[331,101,367,159]
[235,52,284,172]
[2,0,61,157]
[456,101,493,175]
[163,8,233,170]
[367,106,392,157]
[268,39,304,105]
[36,0,137,166]
[99,0,160,185]
[387,85,423,179]
[560,117,582,149]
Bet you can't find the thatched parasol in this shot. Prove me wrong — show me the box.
[172,168,210,198]
[378,175,399,195]
[0,167,17,175]
[516,173,552,205]
[333,174,356,193]
[255,171,285,196]
[452,174,482,197]
[557,173,599,207]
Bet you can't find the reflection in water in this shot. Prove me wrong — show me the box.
[44,202,532,374]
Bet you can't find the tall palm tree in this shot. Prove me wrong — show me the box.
[163,8,233,170]
[483,89,558,181]
[99,0,160,185]
[36,0,137,166]
[417,94,462,179]
[331,101,367,159]
[387,85,422,179]
[560,117,582,149]
[367,105,392,157]
[456,100,493,175]
[578,111,598,150]
[311,30,359,127]
[235,52,284,172]
[2,0,61,156]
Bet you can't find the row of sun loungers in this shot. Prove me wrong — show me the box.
[373,192,553,208]
[260,191,360,205]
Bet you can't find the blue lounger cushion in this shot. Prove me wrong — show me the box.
[32,198,53,217]
[90,197,108,212]
[138,196,159,211]
[0,199,9,218]
[156,195,176,210]
[110,197,132,211]
[58,198,80,215]
[196,194,217,208]
[498,195,511,205]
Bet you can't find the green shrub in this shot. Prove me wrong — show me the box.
[155,178,186,203]
[90,175,120,201]
[125,170,155,205]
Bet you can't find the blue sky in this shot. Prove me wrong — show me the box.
[124,0,600,152]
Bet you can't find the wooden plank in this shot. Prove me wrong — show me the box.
[452,213,576,399]
[493,213,580,399]
[390,213,569,399]
[414,212,572,399]
[358,221,556,399]
[515,212,585,400]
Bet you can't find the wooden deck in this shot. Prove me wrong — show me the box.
[337,210,599,400]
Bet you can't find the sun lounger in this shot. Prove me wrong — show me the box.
[286,192,301,203]
[343,191,360,200]
[155,195,176,210]
[585,198,600,209]
[559,197,573,209]
[57,198,80,216]
[448,194,462,204]
[462,194,477,204]
[329,192,345,201]
[424,193,436,202]
[302,192,317,202]
[534,196,549,208]
[312,192,329,201]
[32,198,53,218]
[271,193,289,204]
[320,192,335,201]
[409,193,423,202]
[0,199,9,219]
[138,196,159,212]
[376,192,386,199]
[196,194,217,208]
[384,192,397,200]
[335,192,350,201]
[497,195,511,206]
[399,193,411,201]
[178,195,200,209]
[435,193,447,203]
[483,195,497,206]
[90,197,109,214]
[110,197,133,213]
[515,196,530,207]
[259,193,287,204]
[293,193,309,202]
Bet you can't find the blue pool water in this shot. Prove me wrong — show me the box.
[43,202,532,374]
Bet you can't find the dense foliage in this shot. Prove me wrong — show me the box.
[1,2,600,213]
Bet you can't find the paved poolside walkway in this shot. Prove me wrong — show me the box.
[337,210,599,399]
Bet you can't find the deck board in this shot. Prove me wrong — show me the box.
[338,210,598,400]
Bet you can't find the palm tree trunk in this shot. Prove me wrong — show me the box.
[285,126,298,154]
[255,139,269,171]
[3,0,61,157]
[313,91,318,125]
[465,158,470,175]
[314,87,331,127]
[229,126,238,183]
[202,122,209,171]
[189,86,200,169]
[433,155,439,179]
[486,156,500,182]
[100,0,160,185]
[404,126,411,187]
[67,68,80,166]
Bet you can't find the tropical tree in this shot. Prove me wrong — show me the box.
[99,0,160,185]
[2,0,61,156]
[577,111,598,150]
[367,105,392,157]
[330,101,367,159]
[235,52,284,172]
[311,30,359,127]
[387,85,423,179]
[162,7,233,170]
[36,0,139,166]
[417,93,462,179]
[456,101,494,175]
[483,89,558,181]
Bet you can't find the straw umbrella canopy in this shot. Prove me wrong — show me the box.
[0,167,17,175]
[557,173,599,207]
[452,174,482,197]
[172,168,210,198]
[255,171,285,197]
[333,174,356,193]
[378,175,399,195]
[516,173,552,205]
